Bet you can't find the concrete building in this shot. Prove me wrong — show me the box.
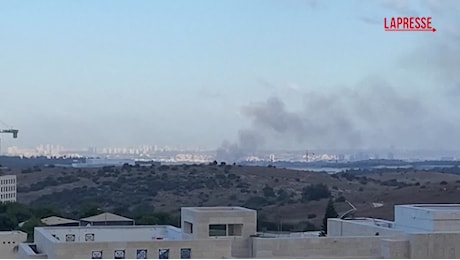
[18,207,255,259]
[252,204,460,258]
[17,204,460,259]
[0,175,16,203]
[0,231,27,259]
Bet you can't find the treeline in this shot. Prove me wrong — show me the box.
[0,156,84,168]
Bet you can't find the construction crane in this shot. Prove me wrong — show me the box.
[0,120,19,155]
[0,129,18,138]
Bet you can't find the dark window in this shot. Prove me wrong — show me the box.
[181,248,191,259]
[209,224,226,236]
[85,233,95,242]
[136,249,147,259]
[114,249,125,259]
[65,234,75,242]
[228,224,243,236]
[184,221,193,234]
[91,250,103,259]
[159,249,169,259]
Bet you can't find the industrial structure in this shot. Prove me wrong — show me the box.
[0,119,19,155]
[14,204,460,259]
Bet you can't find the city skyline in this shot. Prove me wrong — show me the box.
[5,142,460,163]
[1,0,460,152]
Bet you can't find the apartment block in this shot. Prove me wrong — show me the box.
[0,175,16,203]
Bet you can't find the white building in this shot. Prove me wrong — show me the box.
[0,175,17,203]
[17,204,460,259]
[0,231,27,259]
[18,207,255,259]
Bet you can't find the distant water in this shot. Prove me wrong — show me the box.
[286,167,347,174]
[287,164,458,174]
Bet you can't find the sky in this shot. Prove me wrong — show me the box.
[1,0,460,151]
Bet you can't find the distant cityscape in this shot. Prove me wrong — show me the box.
[4,144,460,163]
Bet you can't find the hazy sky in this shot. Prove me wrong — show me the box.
[1,0,459,150]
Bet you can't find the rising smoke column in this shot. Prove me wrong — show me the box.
[215,0,460,162]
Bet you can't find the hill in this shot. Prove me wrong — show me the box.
[3,163,460,231]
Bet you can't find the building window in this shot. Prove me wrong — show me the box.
[136,249,147,259]
[180,248,191,259]
[228,224,243,236]
[159,249,169,259]
[85,233,95,242]
[184,221,193,234]
[209,224,227,236]
[114,249,125,259]
[65,234,75,242]
[91,250,103,259]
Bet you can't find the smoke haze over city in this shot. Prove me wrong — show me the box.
[1,0,460,154]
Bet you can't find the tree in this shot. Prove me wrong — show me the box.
[276,188,289,202]
[135,215,160,225]
[121,163,132,172]
[301,183,331,201]
[32,204,60,219]
[321,198,338,235]
[262,185,276,198]
[0,213,16,231]
[19,217,44,242]
[78,203,102,218]
[5,202,32,223]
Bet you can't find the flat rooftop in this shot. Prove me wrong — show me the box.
[345,218,394,228]
[411,204,460,211]
[0,230,25,236]
[257,231,321,238]
[36,225,185,243]
[184,206,255,212]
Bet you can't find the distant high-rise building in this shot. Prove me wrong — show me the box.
[87,147,97,154]
[0,175,17,203]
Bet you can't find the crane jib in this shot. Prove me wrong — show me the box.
[0,129,19,138]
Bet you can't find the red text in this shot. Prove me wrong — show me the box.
[384,17,432,30]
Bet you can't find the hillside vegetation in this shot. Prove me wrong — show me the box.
[3,162,460,231]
